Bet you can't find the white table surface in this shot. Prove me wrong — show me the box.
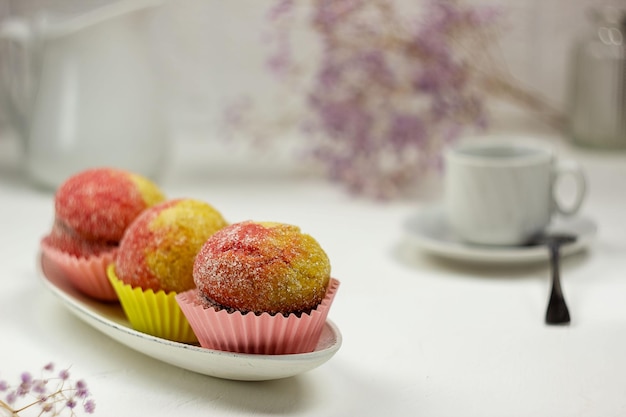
[1,133,626,417]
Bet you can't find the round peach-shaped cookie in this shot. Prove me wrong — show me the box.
[40,167,165,301]
[115,198,228,293]
[193,221,331,315]
[43,219,116,258]
[54,167,166,244]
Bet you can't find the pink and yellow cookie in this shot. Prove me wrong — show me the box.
[41,167,166,301]
[108,198,228,342]
[177,221,340,354]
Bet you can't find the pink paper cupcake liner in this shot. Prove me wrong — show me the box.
[40,240,118,302]
[176,278,340,355]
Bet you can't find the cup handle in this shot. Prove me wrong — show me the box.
[552,160,586,216]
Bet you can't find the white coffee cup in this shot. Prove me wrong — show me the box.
[444,141,587,246]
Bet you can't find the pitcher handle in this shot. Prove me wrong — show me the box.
[0,18,36,143]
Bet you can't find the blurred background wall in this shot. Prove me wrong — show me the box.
[0,0,612,142]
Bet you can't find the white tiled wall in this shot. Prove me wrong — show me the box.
[0,0,620,137]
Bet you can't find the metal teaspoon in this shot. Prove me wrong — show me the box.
[543,234,577,325]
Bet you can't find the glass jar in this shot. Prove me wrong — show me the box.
[567,5,626,149]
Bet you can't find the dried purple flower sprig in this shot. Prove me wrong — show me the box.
[300,0,500,198]
[0,363,95,416]
[224,0,563,199]
[226,0,502,198]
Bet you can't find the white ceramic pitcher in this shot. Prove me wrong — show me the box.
[0,0,169,188]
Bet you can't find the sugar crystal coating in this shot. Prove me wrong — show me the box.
[193,221,331,315]
[54,168,166,242]
[116,198,228,293]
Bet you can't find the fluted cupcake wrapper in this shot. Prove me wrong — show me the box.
[176,279,340,355]
[40,240,118,302]
[107,265,198,343]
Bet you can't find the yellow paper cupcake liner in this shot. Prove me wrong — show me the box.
[107,264,197,343]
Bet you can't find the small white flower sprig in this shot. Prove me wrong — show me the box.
[0,363,95,417]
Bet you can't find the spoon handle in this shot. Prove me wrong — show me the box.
[545,241,571,325]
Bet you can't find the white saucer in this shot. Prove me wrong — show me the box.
[403,205,597,264]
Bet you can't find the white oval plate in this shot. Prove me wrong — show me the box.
[38,255,342,381]
[404,205,598,264]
